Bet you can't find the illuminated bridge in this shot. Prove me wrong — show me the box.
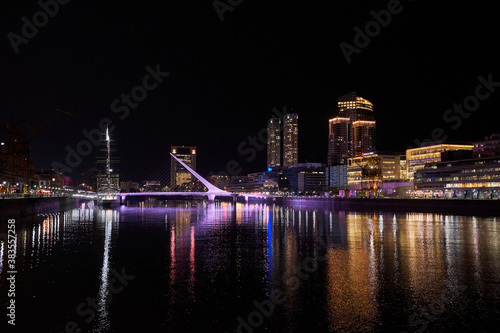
[118,153,267,203]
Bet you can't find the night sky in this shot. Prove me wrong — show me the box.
[1,0,498,182]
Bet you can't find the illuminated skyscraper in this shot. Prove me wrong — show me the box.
[170,146,196,188]
[283,113,298,168]
[267,117,281,168]
[328,92,376,166]
[328,117,350,165]
[352,120,376,157]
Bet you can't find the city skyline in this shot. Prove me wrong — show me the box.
[1,1,498,182]
[2,87,498,185]
[2,3,500,332]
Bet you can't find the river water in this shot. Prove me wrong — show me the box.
[1,199,499,332]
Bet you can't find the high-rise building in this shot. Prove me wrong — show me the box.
[352,120,376,157]
[170,146,196,188]
[267,117,281,168]
[328,117,350,165]
[283,113,298,168]
[328,92,376,166]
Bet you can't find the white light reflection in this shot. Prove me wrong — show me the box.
[471,217,482,289]
[0,241,4,275]
[329,211,333,233]
[313,210,317,234]
[23,230,27,257]
[93,210,114,332]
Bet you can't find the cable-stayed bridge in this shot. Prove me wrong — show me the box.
[118,153,267,203]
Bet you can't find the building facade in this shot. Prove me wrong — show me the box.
[473,133,500,158]
[328,164,348,190]
[328,117,350,166]
[283,163,326,194]
[298,168,327,194]
[347,153,400,187]
[267,117,281,168]
[406,143,474,181]
[414,156,500,199]
[120,180,140,192]
[283,113,298,168]
[352,120,376,157]
[225,172,279,193]
[328,92,376,166]
[170,146,197,188]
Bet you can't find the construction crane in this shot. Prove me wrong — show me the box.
[2,108,80,195]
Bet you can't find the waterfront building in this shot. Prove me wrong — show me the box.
[328,92,376,166]
[283,163,326,194]
[0,141,36,194]
[414,155,500,199]
[298,168,327,194]
[347,153,401,194]
[170,146,196,188]
[328,164,348,190]
[267,117,281,168]
[400,157,408,181]
[142,181,162,192]
[225,172,278,193]
[328,117,350,166]
[406,143,474,181]
[352,120,376,158]
[36,170,73,195]
[283,113,298,168]
[120,180,140,192]
[473,133,500,158]
[207,175,230,190]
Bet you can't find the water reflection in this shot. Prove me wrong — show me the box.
[325,213,379,332]
[1,201,499,332]
[92,209,119,333]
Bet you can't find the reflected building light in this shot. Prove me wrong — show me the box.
[329,211,333,233]
[313,210,317,234]
[31,224,36,254]
[0,241,4,275]
[326,228,378,332]
[306,211,309,231]
[23,229,27,257]
[189,225,196,289]
[95,218,112,331]
[392,215,397,239]
[267,208,273,289]
[368,228,377,288]
[42,218,47,252]
[471,217,481,288]
[37,224,41,256]
[378,214,384,240]
[170,222,176,285]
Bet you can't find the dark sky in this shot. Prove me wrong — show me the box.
[1,0,498,182]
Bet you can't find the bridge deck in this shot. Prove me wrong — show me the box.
[120,192,268,198]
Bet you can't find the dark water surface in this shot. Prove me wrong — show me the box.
[1,200,500,332]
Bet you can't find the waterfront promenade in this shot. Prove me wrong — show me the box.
[1,194,499,220]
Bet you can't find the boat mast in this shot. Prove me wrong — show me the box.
[106,127,111,186]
